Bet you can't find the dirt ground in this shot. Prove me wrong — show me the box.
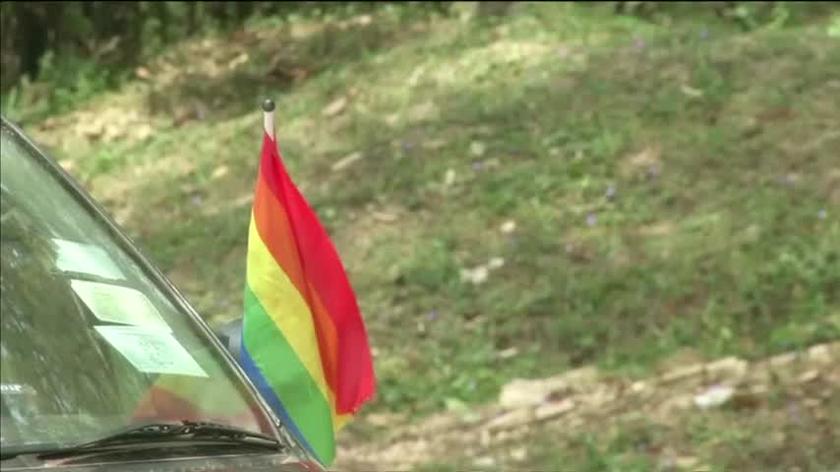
[336,342,840,471]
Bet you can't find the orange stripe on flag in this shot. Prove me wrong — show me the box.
[252,173,340,400]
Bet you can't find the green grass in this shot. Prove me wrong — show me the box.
[10,0,840,445]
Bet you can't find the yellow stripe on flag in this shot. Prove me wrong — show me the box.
[247,217,351,430]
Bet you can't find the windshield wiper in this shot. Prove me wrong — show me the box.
[1,421,284,461]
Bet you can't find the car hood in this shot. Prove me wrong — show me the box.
[0,452,323,471]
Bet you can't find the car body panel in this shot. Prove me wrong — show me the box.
[1,451,323,471]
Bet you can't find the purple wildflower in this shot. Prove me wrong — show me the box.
[787,401,802,424]
[633,37,646,51]
[586,213,597,227]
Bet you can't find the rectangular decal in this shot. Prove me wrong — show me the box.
[71,279,170,331]
[95,325,208,377]
[53,239,126,280]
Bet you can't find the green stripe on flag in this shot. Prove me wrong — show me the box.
[243,285,336,463]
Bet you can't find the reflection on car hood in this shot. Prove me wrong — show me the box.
[0,452,323,471]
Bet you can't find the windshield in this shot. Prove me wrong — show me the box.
[0,122,274,454]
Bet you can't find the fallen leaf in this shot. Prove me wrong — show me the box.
[470,141,487,157]
[497,347,519,359]
[365,413,402,427]
[535,398,575,421]
[332,152,363,171]
[135,124,153,141]
[58,160,76,173]
[704,357,748,382]
[510,447,527,461]
[135,66,151,80]
[798,370,820,384]
[444,169,456,186]
[484,408,533,432]
[680,84,704,98]
[211,165,229,180]
[227,52,249,70]
[674,456,701,470]
[233,194,254,208]
[408,65,425,87]
[460,266,489,285]
[473,456,495,468]
[408,102,438,121]
[693,385,734,409]
[385,113,400,126]
[499,374,576,409]
[807,344,834,365]
[372,211,398,223]
[500,220,517,234]
[423,139,447,150]
[444,397,469,412]
[323,96,348,117]
[487,257,505,270]
[621,145,662,178]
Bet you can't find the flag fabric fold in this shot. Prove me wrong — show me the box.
[240,132,376,465]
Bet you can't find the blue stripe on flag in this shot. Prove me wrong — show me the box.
[240,343,319,460]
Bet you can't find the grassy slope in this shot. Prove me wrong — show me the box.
[12,2,840,463]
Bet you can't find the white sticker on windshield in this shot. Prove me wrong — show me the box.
[95,325,208,377]
[71,279,170,331]
[53,239,126,280]
[0,383,36,395]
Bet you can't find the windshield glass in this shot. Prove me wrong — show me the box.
[0,122,274,453]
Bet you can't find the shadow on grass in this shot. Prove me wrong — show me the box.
[143,12,436,125]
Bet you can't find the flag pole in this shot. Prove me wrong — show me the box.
[262,98,275,140]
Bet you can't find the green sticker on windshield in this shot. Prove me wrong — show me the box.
[71,279,170,331]
[53,239,126,280]
[95,325,208,377]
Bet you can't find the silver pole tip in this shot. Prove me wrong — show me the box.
[262,99,275,112]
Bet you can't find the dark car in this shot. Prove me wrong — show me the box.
[0,117,325,471]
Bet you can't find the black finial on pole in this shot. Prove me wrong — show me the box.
[262,98,275,112]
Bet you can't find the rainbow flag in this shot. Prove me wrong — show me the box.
[240,130,376,464]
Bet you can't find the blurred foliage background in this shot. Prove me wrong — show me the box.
[2,1,839,470]
[1,1,450,118]
[4,1,836,120]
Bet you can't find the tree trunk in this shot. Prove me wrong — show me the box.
[187,1,197,35]
[236,1,254,22]
[13,3,47,80]
[154,1,170,42]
